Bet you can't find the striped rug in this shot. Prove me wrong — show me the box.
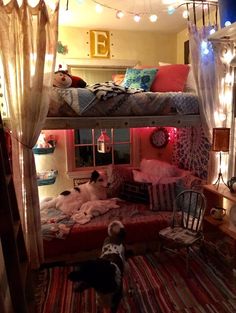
[37,251,236,313]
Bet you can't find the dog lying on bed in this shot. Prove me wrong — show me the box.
[68,220,126,313]
[40,170,109,215]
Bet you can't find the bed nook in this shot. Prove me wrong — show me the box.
[2,3,236,311]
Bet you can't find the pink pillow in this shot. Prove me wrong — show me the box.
[132,169,161,184]
[140,159,178,178]
[135,64,190,92]
[152,64,190,92]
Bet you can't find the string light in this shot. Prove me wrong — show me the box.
[89,1,218,24]
[95,3,103,13]
[224,21,232,27]
[149,14,158,23]
[134,14,141,23]
[182,10,189,19]
[116,10,124,19]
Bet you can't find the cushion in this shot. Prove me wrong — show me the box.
[119,181,151,203]
[107,165,134,198]
[152,64,190,92]
[112,73,125,85]
[123,68,158,91]
[140,159,178,178]
[133,169,162,184]
[159,62,196,93]
[149,182,177,211]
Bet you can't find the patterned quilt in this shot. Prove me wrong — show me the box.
[48,83,200,117]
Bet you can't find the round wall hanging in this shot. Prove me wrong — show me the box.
[150,127,169,148]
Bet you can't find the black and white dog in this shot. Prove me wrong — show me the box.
[40,170,109,215]
[68,220,126,313]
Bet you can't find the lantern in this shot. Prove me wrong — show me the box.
[97,130,111,153]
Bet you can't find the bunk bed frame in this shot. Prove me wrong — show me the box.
[43,114,201,130]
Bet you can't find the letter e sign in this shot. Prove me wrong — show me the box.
[90,30,110,58]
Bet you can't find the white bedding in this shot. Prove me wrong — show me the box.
[71,199,120,224]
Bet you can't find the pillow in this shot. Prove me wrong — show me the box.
[112,73,125,85]
[119,181,151,203]
[133,169,162,184]
[140,159,178,178]
[149,182,177,211]
[107,165,134,198]
[159,62,196,93]
[123,68,158,91]
[151,64,190,92]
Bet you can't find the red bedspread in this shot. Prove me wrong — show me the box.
[43,201,172,262]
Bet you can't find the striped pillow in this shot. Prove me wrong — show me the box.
[149,182,176,211]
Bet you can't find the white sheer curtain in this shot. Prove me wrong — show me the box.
[0,0,59,268]
[189,23,235,183]
[188,23,233,183]
[188,23,220,139]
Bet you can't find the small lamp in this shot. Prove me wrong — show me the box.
[212,127,230,188]
[97,129,111,153]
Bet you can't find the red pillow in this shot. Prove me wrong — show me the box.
[151,64,190,92]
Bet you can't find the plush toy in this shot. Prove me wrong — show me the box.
[53,69,87,88]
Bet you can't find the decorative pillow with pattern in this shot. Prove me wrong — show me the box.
[123,68,158,91]
[107,165,134,198]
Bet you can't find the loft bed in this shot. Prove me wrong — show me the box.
[3,62,202,130]
[44,87,201,130]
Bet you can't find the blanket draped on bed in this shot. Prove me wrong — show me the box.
[48,83,200,117]
[40,198,119,240]
[87,81,143,100]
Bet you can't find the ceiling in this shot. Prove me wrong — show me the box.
[58,0,218,33]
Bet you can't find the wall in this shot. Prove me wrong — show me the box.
[57,27,177,67]
[36,127,175,199]
[35,130,73,199]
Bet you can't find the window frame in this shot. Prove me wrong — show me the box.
[66,128,135,178]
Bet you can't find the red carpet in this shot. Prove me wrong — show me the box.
[37,251,236,313]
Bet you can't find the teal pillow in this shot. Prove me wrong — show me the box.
[123,68,158,91]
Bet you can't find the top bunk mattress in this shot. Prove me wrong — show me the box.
[48,84,200,118]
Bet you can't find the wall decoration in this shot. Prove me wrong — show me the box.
[90,30,110,59]
[57,41,68,55]
[150,127,169,149]
[172,127,210,180]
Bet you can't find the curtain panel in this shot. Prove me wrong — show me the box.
[188,22,235,183]
[0,0,59,268]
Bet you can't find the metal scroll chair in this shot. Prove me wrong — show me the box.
[158,189,206,273]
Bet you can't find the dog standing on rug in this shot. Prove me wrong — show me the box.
[40,170,109,215]
[68,220,126,313]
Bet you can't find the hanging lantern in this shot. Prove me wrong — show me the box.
[97,130,111,153]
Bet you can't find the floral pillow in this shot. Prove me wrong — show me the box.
[123,68,158,91]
